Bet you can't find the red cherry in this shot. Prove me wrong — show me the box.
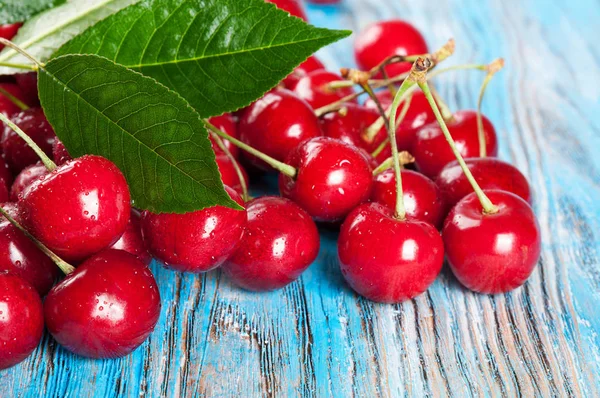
[443,190,541,294]
[413,110,498,178]
[371,169,445,228]
[265,0,307,20]
[19,155,131,263]
[10,162,47,201]
[0,203,58,296]
[338,202,443,303]
[283,56,325,89]
[110,210,151,266]
[0,83,24,118]
[223,196,319,291]
[44,249,161,358]
[2,107,56,173]
[215,153,249,196]
[0,272,43,370]
[436,157,531,211]
[279,137,373,222]
[239,89,322,171]
[14,73,39,106]
[141,186,246,273]
[52,139,72,165]
[354,20,428,78]
[293,70,355,109]
[0,23,22,50]
[321,103,383,152]
[0,157,11,203]
[208,113,239,158]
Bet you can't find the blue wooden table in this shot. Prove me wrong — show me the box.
[2,0,600,396]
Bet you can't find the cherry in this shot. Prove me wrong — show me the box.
[293,70,356,109]
[321,103,384,152]
[52,139,72,165]
[266,0,307,20]
[283,56,325,89]
[215,153,249,196]
[223,196,319,291]
[239,89,322,171]
[436,157,531,211]
[0,272,44,370]
[44,249,161,358]
[111,210,151,266]
[0,83,24,118]
[0,157,12,203]
[372,168,445,228]
[2,107,57,173]
[0,23,22,50]
[0,203,58,296]
[338,202,443,303]
[208,113,239,158]
[413,110,498,178]
[141,186,246,273]
[443,190,541,294]
[354,20,428,78]
[279,137,373,222]
[14,73,39,106]
[10,162,47,201]
[19,155,131,263]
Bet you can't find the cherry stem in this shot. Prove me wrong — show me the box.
[204,120,297,178]
[0,86,29,110]
[477,58,504,157]
[0,112,56,171]
[430,86,455,122]
[0,62,37,71]
[210,132,250,202]
[360,81,390,135]
[364,87,415,143]
[372,152,414,175]
[0,39,43,69]
[418,80,498,214]
[0,206,75,275]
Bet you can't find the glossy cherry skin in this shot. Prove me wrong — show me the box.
[14,73,39,106]
[372,169,445,228]
[239,89,322,171]
[52,139,72,165]
[279,137,374,222]
[321,103,384,152]
[44,249,161,358]
[436,157,532,211]
[141,186,246,273]
[413,110,498,178]
[111,210,151,266]
[293,70,356,110]
[2,107,57,173]
[208,113,239,158]
[443,190,541,294]
[354,20,428,78]
[10,162,47,201]
[0,203,58,296]
[0,157,11,203]
[283,56,325,89]
[0,23,22,50]
[215,154,250,197]
[266,0,307,20]
[19,155,131,263]
[223,196,320,291]
[338,202,444,303]
[0,272,44,370]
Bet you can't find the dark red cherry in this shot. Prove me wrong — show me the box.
[44,249,161,358]
[443,190,541,294]
[321,103,384,152]
[293,70,355,110]
[239,89,322,171]
[2,107,56,173]
[52,139,72,165]
[223,196,319,291]
[279,137,373,222]
[14,73,39,106]
[0,83,24,119]
[338,202,443,303]
[266,0,307,20]
[413,110,498,178]
[436,157,532,211]
[0,157,11,203]
[354,20,428,78]
[371,169,445,228]
[10,162,47,201]
[208,113,239,158]
[283,56,325,89]
[215,153,249,196]
[0,203,58,296]
[19,155,131,263]
[110,210,151,266]
[0,23,22,50]
[141,186,246,273]
[0,272,43,370]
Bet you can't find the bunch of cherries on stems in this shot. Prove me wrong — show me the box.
[0,11,540,370]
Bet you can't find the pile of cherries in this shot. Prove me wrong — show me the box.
[0,0,541,372]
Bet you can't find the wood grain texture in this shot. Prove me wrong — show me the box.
[2,0,600,396]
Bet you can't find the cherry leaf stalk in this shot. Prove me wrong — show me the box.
[210,132,250,201]
[477,58,504,157]
[0,85,29,110]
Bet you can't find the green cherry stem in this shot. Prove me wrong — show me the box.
[418,80,498,214]
[210,132,250,202]
[372,151,414,175]
[204,120,297,178]
[0,206,75,275]
[0,112,56,171]
[364,87,415,144]
[0,39,43,69]
[0,86,29,110]
[0,61,37,71]
[477,58,504,157]
[430,85,455,122]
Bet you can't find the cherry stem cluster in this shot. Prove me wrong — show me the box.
[0,39,43,69]
[0,112,56,171]
[372,151,414,175]
[210,132,250,201]
[0,86,29,110]
[477,58,504,157]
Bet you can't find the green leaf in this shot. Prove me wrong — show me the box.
[0,0,140,74]
[55,0,351,117]
[0,0,66,25]
[38,54,241,213]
